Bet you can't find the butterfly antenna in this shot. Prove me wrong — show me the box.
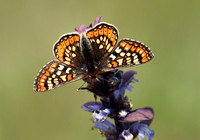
[77,81,87,91]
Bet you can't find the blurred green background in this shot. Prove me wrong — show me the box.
[1,0,200,140]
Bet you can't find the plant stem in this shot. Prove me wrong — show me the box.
[109,94,123,139]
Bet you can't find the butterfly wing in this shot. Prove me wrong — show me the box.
[86,22,118,66]
[54,33,86,69]
[104,39,154,70]
[34,60,85,92]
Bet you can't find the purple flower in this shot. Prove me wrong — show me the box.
[120,108,154,125]
[74,25,89,34]
[93,108,111,122]
[93,119,116,131]
[93,120,116,139]
[75,16,102,33]
[94,16,102,26]
[120,108,154,140]
[119,129,134,140]
[79,17,155,140]
[114,71,138,100]
[82,101,104,112]
[130,123,154,140]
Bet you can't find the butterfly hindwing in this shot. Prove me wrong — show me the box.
[105,39,154,70]
[34,60,85,92]
[86,22,118,65]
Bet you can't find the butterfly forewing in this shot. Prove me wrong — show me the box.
[54,33,85,68]
[105,39,154,70]
[34,60,85,92]
[86,23,118,65]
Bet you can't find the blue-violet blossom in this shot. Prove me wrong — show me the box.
[78,16,155,140]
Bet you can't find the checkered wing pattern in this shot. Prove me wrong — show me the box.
[86,23,118,65]
[34,60,85,92]
[105,39,154,70]
[54,33,85,68]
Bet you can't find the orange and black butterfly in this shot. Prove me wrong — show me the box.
[34,22,154,92]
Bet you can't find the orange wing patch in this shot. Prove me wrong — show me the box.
[86,23,118,47]
[106,39,154,69]
[34,60,85,92]
[54,33,80,65]
[86,23,119,64]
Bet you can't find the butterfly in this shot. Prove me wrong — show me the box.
[34,22,154,92]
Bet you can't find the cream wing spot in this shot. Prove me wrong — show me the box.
[66,67,72,73]
[135,61,140,65]
[96,39,100,44]
[100,36,103,41]
[64,61,70,65]
[106,39,108,45]
[127,53,131,56]
[133,58,140,64]
[108,46,113,52]
[48,83,53,87]
[108,63,112,67]
[58,65,64,70]
[120,52,125,57]
[126,57,131,64]
[73,74,76,78]
[117,58,123,66]
[99,44,103,49]
[134,55,138,60]
[56,71,61,76]
[52,74,56,78]
[103,36,106,42]
[53,78,59,83]
[106,43,111,50]
[65,57,71,61]
[60,75,67,81]
[72,46,76,51]
[115,47,122,53]
[66,49,70,53]
[132,53,136,57]
[65,52,69,57]
[72,53,76,57]
[109,54,116,60]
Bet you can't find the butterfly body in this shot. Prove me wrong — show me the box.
[80,34,97,75]
[34,22,154,92]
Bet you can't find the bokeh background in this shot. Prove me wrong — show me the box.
[1,0,200,140]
